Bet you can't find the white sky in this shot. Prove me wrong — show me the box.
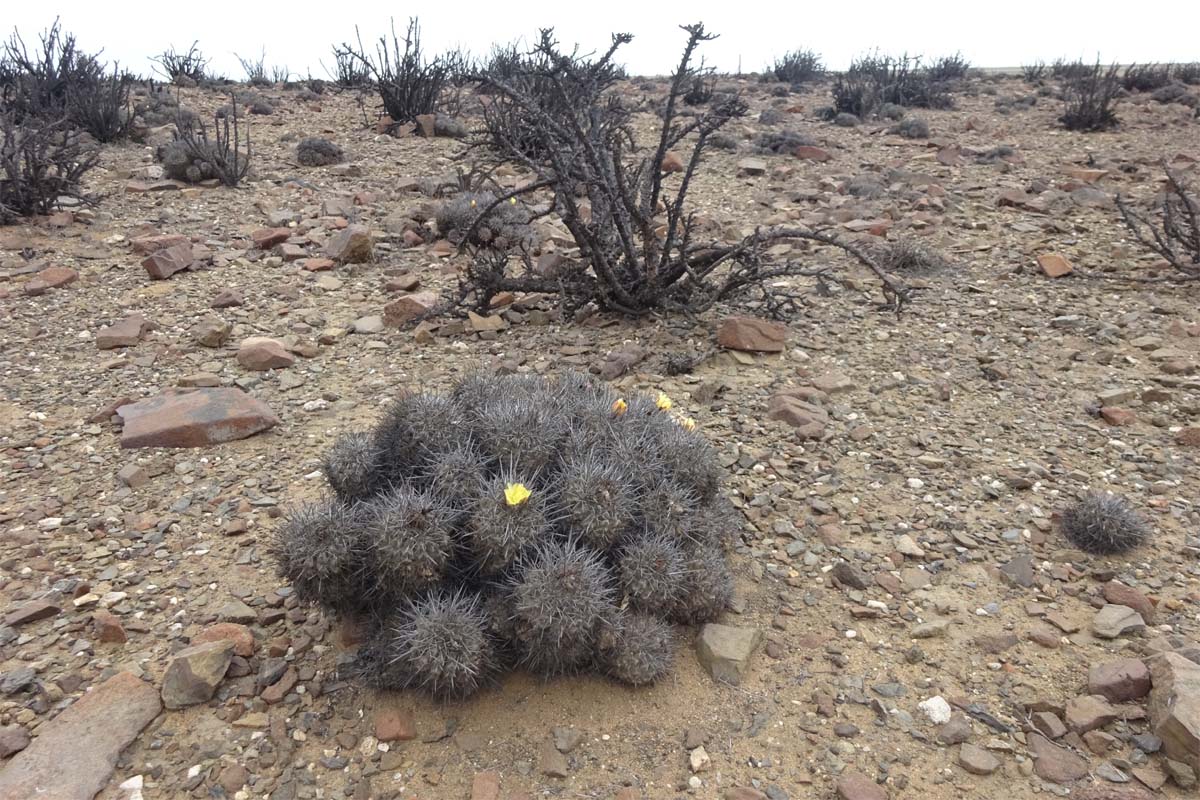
[7,1,1198,78]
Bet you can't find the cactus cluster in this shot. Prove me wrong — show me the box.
[274,371,737,699]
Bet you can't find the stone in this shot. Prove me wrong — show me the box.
[912,620,948,639]
[131,233,189,255]
[218,764,250,793]
[375,708,417,742]
[118,389,279,448]
[794,145,832,162]
[1103,582,1155,623]
[552,727,584,753]
[1147,652,1200,772]
[212,289,244,308]
[1177,427,1200,447]
[737,158,768,176]
[468,311,506,332]
[812,373,855,394]
[831,562,870,590]
[237,337,295,371]
[471,771,501,800]
[937,715,973,745]
[325,224,373,263]
[1074,785,1154,800]
[0,724,30,758]
[194,622,255,657]
[724,790,768,800]
[1165,758,1197,789]
[5,599,61,626]
[97,314,150,349]
[767,392,829,439]
[161,640,234,709]
[539,738,570,777]
[1092,604,1146,639]
[958,743,1001,775]
[718,316,787,352]
[251,228,291,249]
[1033,711,1068,739]
[1100,407,1137,426]
[141,243,195,279]
[696,624,762,685]
[352,315,384,334]
[384,291,439,326]
[24,266,79,295]
[1029,732,1090,783]
[1088,659,1151,702]
[93,610,127,644]
[1037,253,1074,277]
[1066,695,1119,734]
[918,695,952,724]
[999,554,1035,588]
[835,772,887,800]
[689,745,711,772]
[193,316,232,347]
[0,672,160,800]
[260,666,297,704]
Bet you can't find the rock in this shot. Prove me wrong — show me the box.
[325,224,373,263]
[192,316,232,347]
[724,789,768,800]
[468,311,506,332]
[218,764,250,794]
[831,562,869,590]
[835,772,887,800]
[1088,659,1151,702]
[0,672,160,800]
[937,714,973,745]
[1177,427,1200,447]
[375,708,417,742]
[959,743,1001,775]
[92,610,127,644]
[471,771,501,800]
[1066,695,1119,734]
[251,228,291,249]
[118,389,279,448]
[689,745,711,773]
[696,624,762,685]
[539,738,570,777]
[1100,407,1137,426]
[1165,758,1197,789]
[794,145,832,162]
[552,727,584,753]
[1074,784,1154,800]
[1033,711,1068,739]
[1103,582,1155,623]
[352,315,384,334]
[96,314,150,349]
[1147,652,1200,772]
[0,667,35,694]
[260,666,297,704]
[0,724,30,758]
[384,291,439,326]
[24,266,79,295]
[999,554,1035,587]
[5,599,61,626]
[737,158,768,176]
[194,622,254,657]
[1029,732,1090,783]
[211,289,244,308]
[1092,604,1146,639]
[717,316,787,352]
[161,640,234,709]
[116,462,148,487]
[912,620,948,639]
[766,392,829,439]
[919,695,952,724]
[131,233,189,255]
[1037,253,1074,277]
[812,373,855,395]
[598,345,646,380]
[237,337,296,371]
[141,243,195,279]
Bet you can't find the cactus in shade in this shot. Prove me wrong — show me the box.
[275,369,739,699]
[1060,492,1150,554]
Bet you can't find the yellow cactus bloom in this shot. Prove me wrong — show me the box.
[470,198,477,208]
[678,416,696,431]
[509,197,517,205]
[611,398,628,416]
[656,392,673,411]
[504,482,531,507]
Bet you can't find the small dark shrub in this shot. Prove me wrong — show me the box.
[708,131,739,151]
[878,102,906,120]
[296,136,344,166]
[1022,62,1047,83]
[1122,63,1173,93]
[0,113,98,223]
[1052,58,1092,81]
[683,73,714,105]
[1117,166,1200,280]
[834,52,952,118]
[926,53,970,81]
[833,112,859,127]
[766,49,824,86]
[754,129,816,154]
[163,95,251,186]
[889,116,930,138]
[758,107,786,126]
[1176,63,1200,85]
[326,48,371,88]
[151,42,209,84]
[333,18,448,125]
[1060,60,1121,131]
[875,238,950,274]
[1151,82,1196,106]
[1060,492,1149,554]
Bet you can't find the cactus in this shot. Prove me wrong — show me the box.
[1060,492,1149,554]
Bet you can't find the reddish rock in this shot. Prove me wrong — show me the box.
[1066,694,1119,734]
[0,725,30,758]
[1088,658,1151,702]
[24,266,79,295]
[660,151,685,172]
[92,610,127,643]
[385,274,420,293]
[1028,732,1090,783]
[1100,407,1136,426]
[723,789,768,800]
[117,388,279,448]
[717,316,787,352]
[88,395,134,423]
[1147,652,1200,773]
[211,289,244,308]
[415,113,436,137]
[794,145,832,162]
[471,771,501,800]
[302,257,335,272]
[141,243,195,279]
[767,392,829,439]
[277,243,306,261]
[96,314,150,350]
[997,189,1047,213]
[261,666,297,704]
[251,228,291,249]
[1103,582,1155,623]
[0,672,160,800]
[384,290,439,326]
[375,707,417,742]
[237,337,295,371]
[1074,784,1153,800]
[131,234,190,255]
[217,764,250,794]
[162,641,234,709]
[194,622,255,657]
[1038,253,1074,277]
[1176,427,1200,447]
[835,772,887,800]
[325,224,373,263]
[5,599,61,626]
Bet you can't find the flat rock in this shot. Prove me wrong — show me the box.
[141,243,195,279]
[24,266,78,295]
[0,672,160,800]
[999,553,1035,587]
[251,227,291,249]
[1092,604,1146,639]
[1089,659,1151,703]
[539,738,570,777]
[325,224,373,263]
[5,599,61,626]
[1066,695,1119,734]
[161,640,234,709]
[737,158,768,176]
[835,772,887,800]
[1103,582,1155,623]
[718,316,787,352]
[194,622,255,657]
[958,742,1001,774]
[1029,732,1090,783]
[696,624,762,685]
[766,392,829,439]
[131,233,189,255]
[1037,253,1074,277]
[237,337,295,371]
[375,707,417,742]
[118,388,279,448]
[0,724,30,758]
[96,314,150,350]
[384,291,439,326]
[1147,652,1200,772]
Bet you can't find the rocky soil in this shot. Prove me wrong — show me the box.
[1,72,1199,800]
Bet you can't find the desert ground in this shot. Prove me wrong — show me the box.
[1,64,1199,800]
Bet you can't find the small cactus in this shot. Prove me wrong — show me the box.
[1060,492,1149,554]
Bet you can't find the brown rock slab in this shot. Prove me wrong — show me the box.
[237,337,296,371]
[162,640,234,709]
[539,738,570,777]
[717,316,787,352]
[325,224,373,263]
[251,228,291,249]
[1038,253,1074,277]
[0,724,30,758]
[1092,604,1146,639]
[836,772,887,800]
[375,707,417,742]
[96,314,150,350]
[24,266,78,295]
[1029,732,1090,783]
[1088,658,1151,703]
[131,234,189,255]
[0,672,160,800]
[1103,581,1156,623]
[141,243,195,279]
[118,388,279,448]
[1148,652,1200,772]
[194,622,255,657]
[1066,694,1119,734]
[696,624,761,685]
[958,742,1001,774]
[211,289,244,308]
[1100,407,1137,426]
[93,609,127,643]
[5,599,61,626]
[767,392,829,439]
[794,145,832,162]
[471,771,501,800]
[384,291,439,326]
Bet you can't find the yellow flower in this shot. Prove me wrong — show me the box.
[509,197,517,205]
[678,416,696,431]
[611,398,628,416]
[504,482,531,507]
[656,392,673,411]
[470,199,477,208]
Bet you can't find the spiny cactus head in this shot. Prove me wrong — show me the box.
[360,487,457,597]
[466,468,550,574]
[557,450,635,549]
[1060,492,1150,555]
[619,531,686,610]
[670,545,733,624]
[274,500,366,613]
[323,431,382,502]
[596,611,676,686]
